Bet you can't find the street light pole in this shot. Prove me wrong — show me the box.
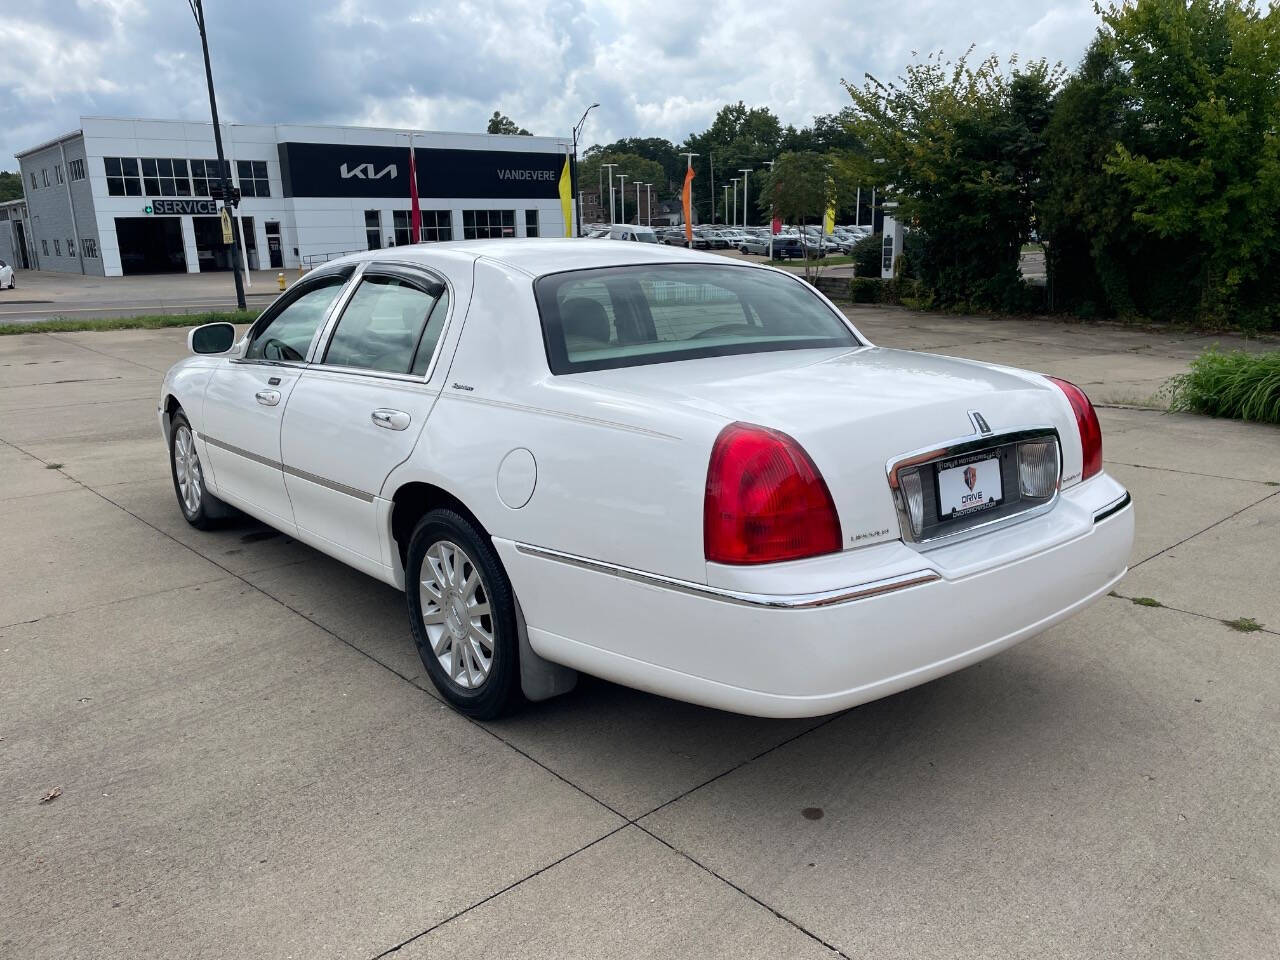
[730,178,739,228]
[601,162,617,223]
[635,181,642,226]
[188,0,245,310]
[738,168,751,229]
[722,185,730,228]
[645,183,653,226]
[570,102,599,238]
[763,160,775,260]
[617,174,629,224]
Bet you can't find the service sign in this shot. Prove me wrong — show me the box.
[278,141,565,200]
[151,198,218,216]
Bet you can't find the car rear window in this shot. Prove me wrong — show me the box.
[534,263,860,373]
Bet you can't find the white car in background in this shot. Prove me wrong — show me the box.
[0,259,14,289]
[159,239,1133,720]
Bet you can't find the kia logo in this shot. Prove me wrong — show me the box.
[339,162,398,180]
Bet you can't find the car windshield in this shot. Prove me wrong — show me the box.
[635,232,658,243]
[534,263,861,373]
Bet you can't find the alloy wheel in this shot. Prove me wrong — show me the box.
[419,540,494,689]
[173,424,202,515]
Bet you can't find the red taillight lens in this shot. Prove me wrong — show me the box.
[1048,377,1102,481]
[704,422,842,565]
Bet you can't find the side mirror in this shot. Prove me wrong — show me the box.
[188,322,237,355]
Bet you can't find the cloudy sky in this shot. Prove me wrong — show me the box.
[1,0,1101,165]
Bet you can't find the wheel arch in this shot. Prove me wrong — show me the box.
[388,480,490,572]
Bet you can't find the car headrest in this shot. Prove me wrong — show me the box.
[560,297,610,344]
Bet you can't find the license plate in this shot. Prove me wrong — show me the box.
[937,454,1003,518]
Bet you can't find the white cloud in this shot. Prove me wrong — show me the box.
[1,0,1101,165]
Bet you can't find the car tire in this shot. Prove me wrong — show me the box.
[169,410,231,529]
[405,508,522,720]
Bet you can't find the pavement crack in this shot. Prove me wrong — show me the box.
[367,825,631,959]
[1107,590,1277,637]
[1131,488,1280,570]
[633,824,851,959]
[1104,457,1279,485]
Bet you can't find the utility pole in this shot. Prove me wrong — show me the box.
[602,162,617,223]
[570,103,599,238]
[722,185,730,228]
[738,168,751,229]
[188,0,245,310]
[730,178,739,228]
[617,174,629,224]
[645,183,653,226]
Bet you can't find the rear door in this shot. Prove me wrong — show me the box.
[280,263,452,563]
[200,269,352,527]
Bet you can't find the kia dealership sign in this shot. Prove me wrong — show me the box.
[278,142,565,199]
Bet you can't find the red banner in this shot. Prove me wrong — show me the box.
[682,166,695,243]
[771,216,782,235]
[408,143,421,243]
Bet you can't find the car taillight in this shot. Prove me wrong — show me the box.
[1047,377,1102,481]
[704,422,842,565]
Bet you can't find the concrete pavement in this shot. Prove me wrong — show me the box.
[1,314,1277,959]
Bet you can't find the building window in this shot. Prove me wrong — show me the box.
[55,164,64,185]
[524,209,539,238]
[236,160,270,198]
[462,209,516,239]
[68,158,86,181]
[31,172,38,190]
[364,210,382,250]
[141,158,192,197]
[420,210,452,242]
[105,157,142,196]
[82,238,99,258]
[190,159,230,197]
[41,169,50,187]
[53,239,61,256]
[42,239,48,256]
[67,238,75,257]
[392,210,414,247]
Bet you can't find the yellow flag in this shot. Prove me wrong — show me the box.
[824,177,836,234]
[559,155,573,237]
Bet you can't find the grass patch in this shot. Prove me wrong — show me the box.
[1223,616,1263,633]
[0,309,259,337]
[1131,596,1164,607]
[1163,348,1280,424]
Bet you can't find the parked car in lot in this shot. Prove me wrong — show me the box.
[161,239,1133,720]
[0,259,14,289]
[738,234,774,255]
[663,230,708,249]
[606,224,658,243]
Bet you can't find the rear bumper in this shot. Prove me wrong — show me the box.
[496,474,1134,718]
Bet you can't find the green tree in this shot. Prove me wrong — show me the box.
[487,111,531,135]
[1101,0,1280,329]
[845,50,1061,310]
[684,102,785,224]
[0,171,23,203]
[755,152,840,280]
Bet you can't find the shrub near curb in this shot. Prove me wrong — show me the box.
[1164,348,1280,425]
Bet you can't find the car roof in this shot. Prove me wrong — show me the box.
[315,238,729,280]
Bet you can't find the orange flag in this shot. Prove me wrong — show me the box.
[682,166,695,243]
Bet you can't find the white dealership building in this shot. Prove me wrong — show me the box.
[14,117,575,277]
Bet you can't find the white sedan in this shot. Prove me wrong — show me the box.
[0,259,14,289]
[159,240,1133,719]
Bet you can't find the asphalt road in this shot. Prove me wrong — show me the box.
[2,310,1278,958]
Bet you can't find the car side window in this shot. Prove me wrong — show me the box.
[246,276,347,362]
[323,274,444,376]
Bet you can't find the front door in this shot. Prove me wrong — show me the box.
[266,221,283,268]
[200,271,352,528]
[281,265,451,563]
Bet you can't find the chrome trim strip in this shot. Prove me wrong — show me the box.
[512,542,940,609]
[282,464,376,503]
[201,435,375,503]
[449,394,679,441]
[201,434,281,471]
[886,425,1062,550]
[1093,491,1132,523]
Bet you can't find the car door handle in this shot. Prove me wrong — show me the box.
[371,408,411,431]
[255,389,281,406]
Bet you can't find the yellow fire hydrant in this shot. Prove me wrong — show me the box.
[276,272,286,291]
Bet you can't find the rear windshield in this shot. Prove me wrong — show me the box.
[534,263,860,373]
